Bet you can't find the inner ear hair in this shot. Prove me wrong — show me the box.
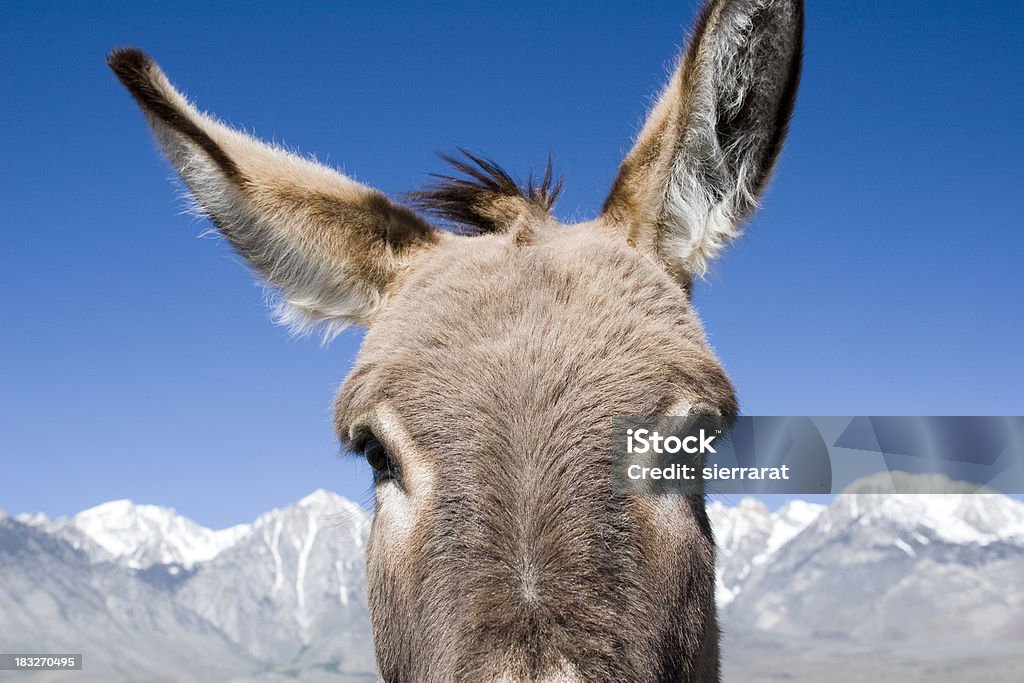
[601,0,803,279]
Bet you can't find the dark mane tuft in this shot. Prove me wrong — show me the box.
[409,149,563,234]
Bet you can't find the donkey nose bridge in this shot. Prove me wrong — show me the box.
[492,664,583,683]
[444,471,620,683]
[493,478,611,604]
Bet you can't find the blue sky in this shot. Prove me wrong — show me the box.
[2,1,1022,528]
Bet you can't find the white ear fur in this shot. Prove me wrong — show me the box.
[603,0,803,278]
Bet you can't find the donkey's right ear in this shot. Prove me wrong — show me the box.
[108,48,440,337]
[601,0,802,280]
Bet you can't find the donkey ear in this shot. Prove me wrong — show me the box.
[108,48,439,336]
[601,0,802,278]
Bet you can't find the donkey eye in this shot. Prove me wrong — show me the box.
[361,438,393,481]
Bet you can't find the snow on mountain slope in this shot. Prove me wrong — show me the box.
[767,500,826,553]
[15,510,117,565]
[175,489,375,672]
[6,490,377,680]
[721,474,1024,640]
[835,472,1024,545]
[19,500,251,569]
[74,499,251,569]
[708,498,826,606]
[0,516,260,683]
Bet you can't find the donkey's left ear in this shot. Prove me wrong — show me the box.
[602,0,803,279]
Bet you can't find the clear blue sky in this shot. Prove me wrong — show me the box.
[2,1,1022,528]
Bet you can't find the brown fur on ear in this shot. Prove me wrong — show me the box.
[108,48,242,182]
[108,47,440,336]
[410,150,563,234]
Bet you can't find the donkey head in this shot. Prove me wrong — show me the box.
[110,0,801,680]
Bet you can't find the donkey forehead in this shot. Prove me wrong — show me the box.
[334,224,737,440]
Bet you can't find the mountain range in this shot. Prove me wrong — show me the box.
[3,474,1022,682]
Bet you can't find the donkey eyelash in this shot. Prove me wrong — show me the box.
[347,425,375,454]
[348,426,405,489]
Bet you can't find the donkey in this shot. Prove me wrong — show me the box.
[109,0,801,679]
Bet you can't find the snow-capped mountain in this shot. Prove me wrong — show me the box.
[176,490,374,670]
[18,500,251,569]
[3,491,375,682]
[708,497,825,607]
[4,475,1023,682]
[836,472,1024,545]
[0,516,261,683]
[713,474,1024,642]
[709,476,1024,680]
